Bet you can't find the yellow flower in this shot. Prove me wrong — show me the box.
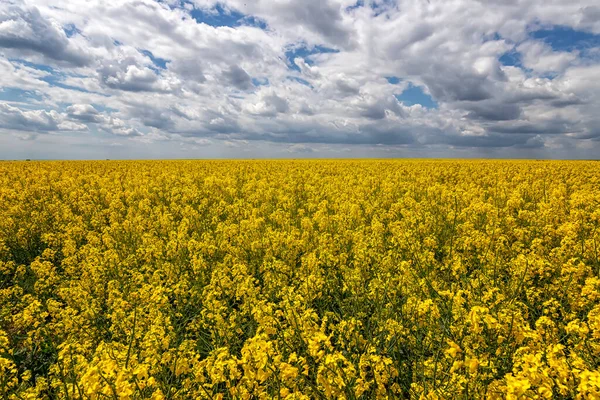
[468,358,479,374]
[2,160,600,399]
[445,341,462,358]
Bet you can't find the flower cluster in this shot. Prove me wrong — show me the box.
[1,160,600,399]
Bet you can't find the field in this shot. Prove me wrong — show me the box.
[1,160,600,399]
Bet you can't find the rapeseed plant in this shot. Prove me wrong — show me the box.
[1,160,599,398]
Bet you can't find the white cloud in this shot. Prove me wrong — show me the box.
[0,1,91,66]
[0,101,86,132]
[66,103,101,122]
[0,0,599,158]
[518,41,578,74]
[99,116,142,137]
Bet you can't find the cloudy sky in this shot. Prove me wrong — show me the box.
[1,0,600,159]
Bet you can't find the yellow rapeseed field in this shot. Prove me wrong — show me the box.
[1,160,600,399]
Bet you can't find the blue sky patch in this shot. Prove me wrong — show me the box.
[11,59,55,73]
[189,3,266,29]
[285,45,339,71]
[395,84,438,109]
[141,50,169,69]
[498,25,600,69]
[531,25,600,52]
[0,88,43,103]
[63,24,81,38]
[34,69,109,96]
[346,0,364,12]
[287,76,312,88]
[499,50,523,67]
[41,75,95,94]
[10,60,101,94]
[483,32,502,43]
[252,77,269,87]
[92,104,118,113]
[241,16,268,30]
[4,59,99,101]
[345,0,396,16]
[190,3,243,27]
[7,60,96,91]
[386,76,401,84]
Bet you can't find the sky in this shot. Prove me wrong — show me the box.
[1,0,600,159]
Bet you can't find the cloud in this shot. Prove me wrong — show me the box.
[65,103,144,136]
[167,57,206,86]
[99,116,142,137]
[465,102,522,121]
[443,132,544,149]
[221,64,253,90]
[1,0,600,158]
[487,119,578,135]
[214,0,357,48]
[66,103,100,122]
[98,55,177,92]
[265,0,356,48]
[0,2,91,66]
[287,143,315,153]
[357,94,404,120]
[0,101,86,132]
[245,91,289,116]
[517,40,578,73]
[0,55,50,90]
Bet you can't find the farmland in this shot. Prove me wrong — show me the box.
[1,160,600,399]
